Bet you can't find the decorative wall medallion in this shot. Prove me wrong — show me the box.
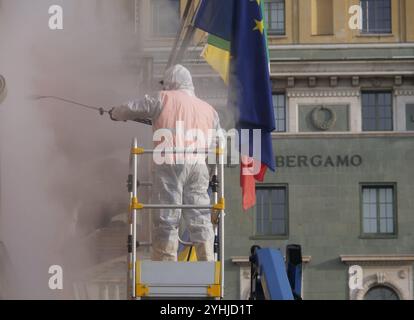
[371,78,382,87]
[398,270,407,280]
[311,106,337,131]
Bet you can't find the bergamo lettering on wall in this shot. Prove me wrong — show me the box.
[276,155,363,168]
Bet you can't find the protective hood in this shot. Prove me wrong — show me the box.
[163,64,195,95]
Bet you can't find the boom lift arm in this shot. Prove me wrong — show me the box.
[249,245,303,300]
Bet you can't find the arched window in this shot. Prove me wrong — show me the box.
[364,285,400,300]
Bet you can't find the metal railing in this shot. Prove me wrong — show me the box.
[126,138,226,300]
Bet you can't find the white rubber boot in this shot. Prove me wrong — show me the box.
[151,239,179,261]
[194,241,215,262]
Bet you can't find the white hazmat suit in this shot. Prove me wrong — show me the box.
[111,65,220,261]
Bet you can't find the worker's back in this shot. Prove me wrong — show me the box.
[153,90,218,156]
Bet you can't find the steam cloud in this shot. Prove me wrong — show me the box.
[0,0,152,299]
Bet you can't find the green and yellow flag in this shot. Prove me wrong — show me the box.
[201,34,231,84]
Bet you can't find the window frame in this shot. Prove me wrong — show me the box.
[361,90,394,132]
[251,184,289,240]
[263,0,286,36]
[360,0,392,35]
[151,0,181,38]
[359,183,398,239]
[406,104,414,131]
[273,92,287,133]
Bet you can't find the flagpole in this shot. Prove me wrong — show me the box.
[179,0,206,63]
[167,0,195,69]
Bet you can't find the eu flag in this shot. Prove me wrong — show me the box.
[230,0,275,171]
[194,0,276,210]
[194,0,234,41]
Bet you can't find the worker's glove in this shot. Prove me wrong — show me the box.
[108,107,119,121]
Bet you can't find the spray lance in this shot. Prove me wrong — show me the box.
[28,95,152,126]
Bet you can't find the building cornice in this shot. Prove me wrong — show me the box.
[272,71,414,77]
[341,255,414,264]
[270,60,414,78]
[231,256,311,265]
[271,132,414,139]
[287,90,360,98]
[143,44,414,52]
[268,43,414,50]
[395,89,414,96]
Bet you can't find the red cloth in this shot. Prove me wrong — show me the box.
[240,157,268,210]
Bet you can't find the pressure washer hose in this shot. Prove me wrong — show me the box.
[29,94,153,125]
[29,95,108,115]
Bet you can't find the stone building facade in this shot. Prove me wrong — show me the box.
[73,0,414,300]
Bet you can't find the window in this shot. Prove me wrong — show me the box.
[364,285,400,300]
[273,93,286,132]
[361,0,392,34]
[406,104,414,131]
[361,185,396,236]
[362,91,393,131]
[311,0,334,35]
[255,186,288,237]
[152,0,180,37]
[263,0,285,35]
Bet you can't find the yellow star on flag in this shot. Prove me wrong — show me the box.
[253,19,264,34]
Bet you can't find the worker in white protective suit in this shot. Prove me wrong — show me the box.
[110,65,220,262]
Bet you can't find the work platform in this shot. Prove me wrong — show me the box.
[136,261,221,299]
[126,138,226,300]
